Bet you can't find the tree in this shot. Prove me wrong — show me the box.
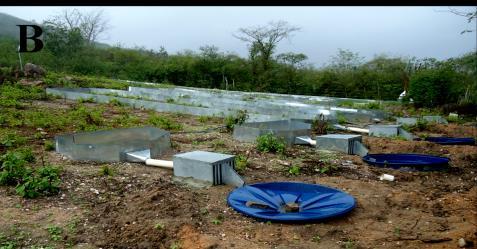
[448,7,477,34]
[329,49,364,71]
[276,52,308,93]
[44,8,110,45]
[234,21,300,89]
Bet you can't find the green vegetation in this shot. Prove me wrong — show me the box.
[256,133,286,154]
[224,110,248,131]
[147,113,183,131]
[198,115,212,123]
[0,151,61,199]
[235,154,248,172]
[99,165,114,176]
[312,113,328,134]
[46,225,63,241]
[154,223,165,230]
[45,141,55,151]
[288,165,301,176]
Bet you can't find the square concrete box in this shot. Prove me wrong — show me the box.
[396,117,418,126]
[369,125,401,137]
[173,151,243,186]
[233,120,311,145]
[423,116,448,124]
[315,134,363,155]
[55,126,171,162]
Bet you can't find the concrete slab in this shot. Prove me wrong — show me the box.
[369,125,401,137]
[423,116,448,124]
[315,134,362,155]
[396,117,418,126]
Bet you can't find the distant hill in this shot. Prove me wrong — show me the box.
[0,12,110,48]
[0,12,35,40]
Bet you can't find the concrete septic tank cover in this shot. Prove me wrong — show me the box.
[362,153,450,172]
[55,126,171,162]
[315,134,363,155]
[233,120,311,145]
[227,182,356,223]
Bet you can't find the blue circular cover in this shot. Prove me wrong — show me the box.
[425,137,475,145]
[227,182,356,222]
[362,153,450,171]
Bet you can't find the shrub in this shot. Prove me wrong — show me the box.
[0,151,61,198]
[16,165,62,198]
[224,110,248,131]
[235,154,248,172]
[256,133,286,154]
[0,151,30,186]
[312,113,328,134]
[409,68,455,107]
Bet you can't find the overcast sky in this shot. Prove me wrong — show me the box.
[1,6,476,67]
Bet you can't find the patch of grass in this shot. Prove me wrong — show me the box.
[211,140,225,150]
[99,165,114,177]
[391,135,407,141]
[312,235,321,243]
[1,133,27,148]
[154,223,165,230]
[343,239,355,249]
[211,214,224,225]
[77,97,95,103]
[288,165,300,176]
[394,227,400,237]
[46,225,63,241]
[44,141,55,151]
[165,98,175,103]
[108,98,125,107]
[235,154,248,172]
[197,115,211,123]
[337,113,347,125]
[256,133,286,154]
[147,114,183,131]
[169,242,181,249]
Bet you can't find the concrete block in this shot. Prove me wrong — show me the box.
[55,127,171,162]
[396,117,418,126]
[423,116,448,124]
[369,125,401,137]
[315,134,362,155]
[233,120,311,145]
[173,151,244,187]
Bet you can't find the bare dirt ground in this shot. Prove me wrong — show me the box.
[0,99,476,249]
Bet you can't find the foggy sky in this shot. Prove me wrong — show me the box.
[1,6,476,67]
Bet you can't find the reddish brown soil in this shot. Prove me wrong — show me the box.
[0,99,476,249]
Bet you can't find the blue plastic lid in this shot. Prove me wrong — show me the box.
[362,153,450,171]
[425,137,475,145]
[227,182,356,223]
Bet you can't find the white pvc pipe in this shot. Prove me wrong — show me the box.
[333,124,369,134]
[145,159,173,169]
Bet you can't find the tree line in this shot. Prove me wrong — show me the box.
[0,9,475,109]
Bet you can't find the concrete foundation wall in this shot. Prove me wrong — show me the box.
[233,120,311,145]
[55,127,171,162]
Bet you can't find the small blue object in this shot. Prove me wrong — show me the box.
[362,153,450,171]
[425,137,475,145]
[227,182,356,223]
